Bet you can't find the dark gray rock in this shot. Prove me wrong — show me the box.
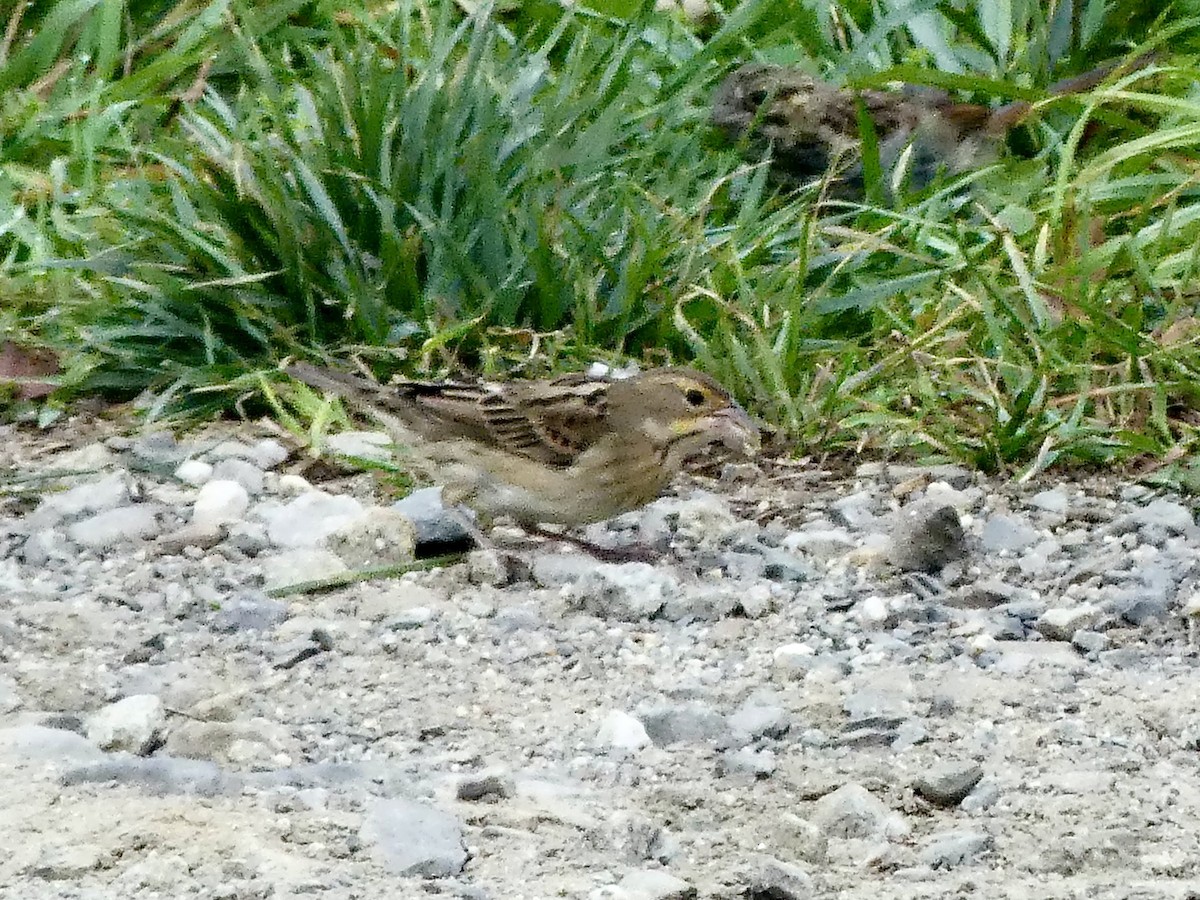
[456,772,515,802]
[887,505,967,573]
[639,704,728,746]
[392,486,473,547]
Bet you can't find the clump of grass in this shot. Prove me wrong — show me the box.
[8,0,1200,482]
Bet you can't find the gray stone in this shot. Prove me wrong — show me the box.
[264,491,365,548]
[567,563,675,620]
[887,504,966,572]
[456,772,515,802]
[1036,603,1102,641]
[597,710,652,752]
[639,703,728,746]
[261,549,348,592]
[1071,629,1110,655]
[131,430,186,466]
[61,757,233,796]
[661,584,743,622]
[739,856,814,900]
[250,438,290,469]
[19,528,70,566]
[782,528,855,559]
[771,814,828,864]
[595,811,679,864]
[86,694,165,754]
[980,514,1040,553]
[68,505,161,549]
[913,763,984,808]
[759,548,810,582]
[811,783,908,841]
[226,521,269,555]
[919,830,993,869]
[211,457,265,495]
[0,725,105,766]
[155,522,224,555]
[211,594,289,632]
[324,507,417,568]
[163,720,285,767]
[392,486,473,546]
[28,472,130,528]
[729,703,789,741]
[531,552,598,587]
[26,844,108,880]
[830,492,878,530]
[672,492,740,547]
[718,747,777,778]
[193,479,250,528]
[1028,488,1070,514]
[359,798,467,877]
[1116,498,1195,539]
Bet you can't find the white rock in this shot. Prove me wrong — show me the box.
[67,505,161,548]
[28,472,129,528]
[277,474,314,495]
[174,459,213,486]
[193,479,250,527]
[596,710,652,752]
[1028,488,1069,514]
[211,457,264,495]
[857,595,891,629]
[773,643,814,678]
[324,507,417,567]
[250,438,289,469]
[566,563,676,620]
[263,491,364,548]
[598,869,694,900]
[86,694,164,753]
[261,549,348,592]
[326,430,393,463]
[812,783,909,841]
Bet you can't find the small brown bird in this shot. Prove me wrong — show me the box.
[286,363,760,532]
[711,57,1149,196]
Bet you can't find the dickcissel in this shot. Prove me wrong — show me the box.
[286,363,760,531]
[711,58,1144,195]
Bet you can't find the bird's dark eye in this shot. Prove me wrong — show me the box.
[685,388,706,407]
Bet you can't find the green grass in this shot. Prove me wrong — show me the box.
[4,0,1200,480]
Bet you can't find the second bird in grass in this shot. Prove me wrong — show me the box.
[286,362,761,530]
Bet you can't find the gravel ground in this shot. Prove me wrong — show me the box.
[3,418,1200,900]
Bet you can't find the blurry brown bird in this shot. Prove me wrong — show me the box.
[711,56,1151,196]
[286,363,760,534]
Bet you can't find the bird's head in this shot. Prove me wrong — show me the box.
[609,368,761,464]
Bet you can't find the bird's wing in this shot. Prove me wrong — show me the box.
[287,363,614,467]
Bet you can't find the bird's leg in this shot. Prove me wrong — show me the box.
[527,525,662,564]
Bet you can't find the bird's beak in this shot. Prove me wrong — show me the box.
[707,404,761,458]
